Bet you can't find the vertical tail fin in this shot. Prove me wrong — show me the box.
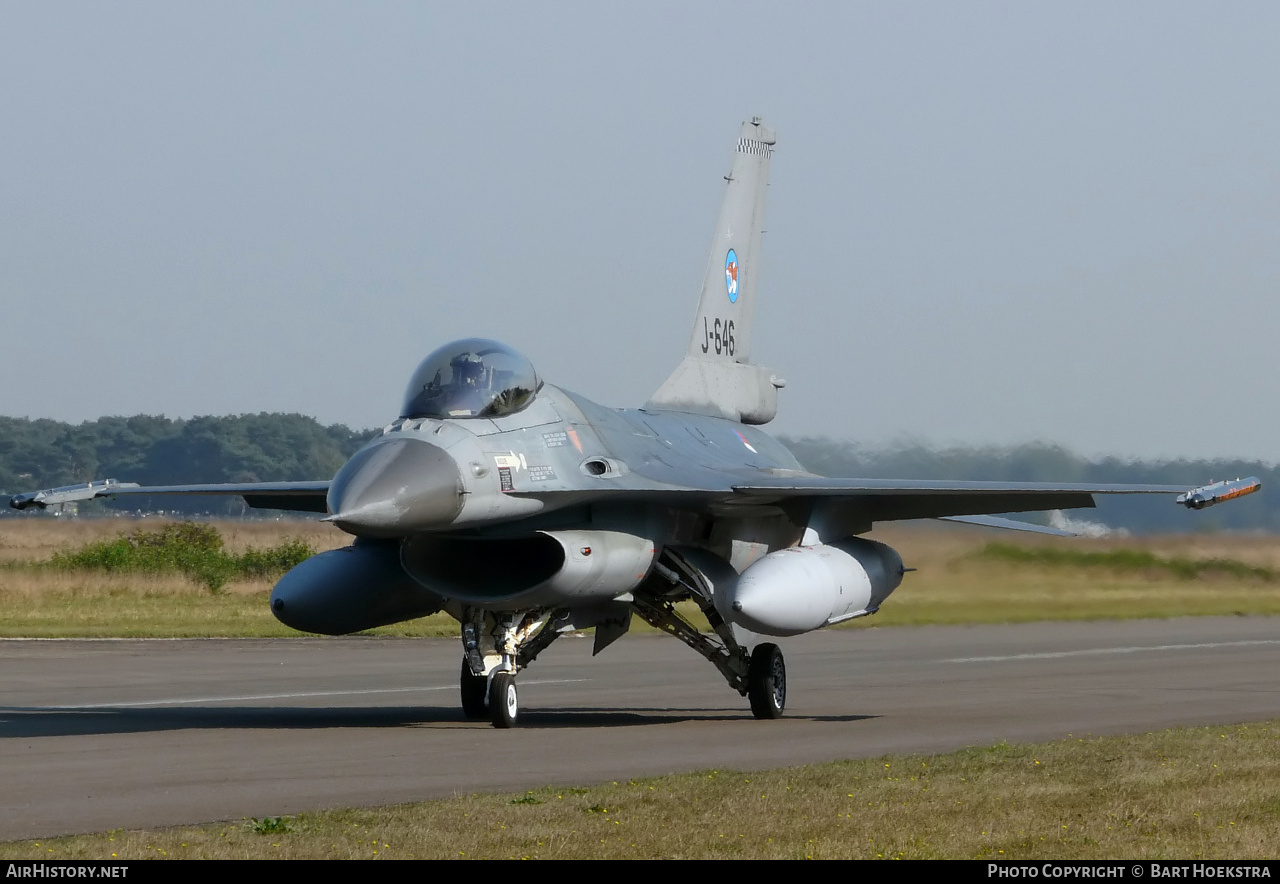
[646,119,783,424]
[687,117,775,363]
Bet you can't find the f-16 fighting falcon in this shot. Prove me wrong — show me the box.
[11,119,1260,727]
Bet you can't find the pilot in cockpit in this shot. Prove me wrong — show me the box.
[402,338,540,420]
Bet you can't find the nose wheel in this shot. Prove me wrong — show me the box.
[747,643,786,719]
[489,672,519,728]
[459,660,520,727]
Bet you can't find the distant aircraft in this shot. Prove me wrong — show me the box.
[11,119,1260,727]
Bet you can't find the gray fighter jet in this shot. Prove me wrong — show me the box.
[11,119,1258,727]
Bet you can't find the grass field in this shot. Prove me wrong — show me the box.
[865,525,1280,625]
[0,518,459,637]
[3,518,1280,636]
[4,721,1277,860]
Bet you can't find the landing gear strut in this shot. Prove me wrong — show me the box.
[632,549,790,720]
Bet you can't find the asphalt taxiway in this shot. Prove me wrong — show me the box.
[3,617,1279,840]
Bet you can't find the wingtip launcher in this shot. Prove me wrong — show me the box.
[9,479,140,510]
[1176,477,1262,510]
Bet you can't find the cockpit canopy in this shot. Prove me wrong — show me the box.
[401,338,541,420]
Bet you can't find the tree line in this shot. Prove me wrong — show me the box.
[0,414,376,515]
[784,437,1276,534]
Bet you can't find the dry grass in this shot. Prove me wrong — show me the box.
[874,524,1280,571]
[6,721,1278,859]
[0,518,458,637]
[0,517,349,563]
[0,576,462,638]
[852,525,1280,626]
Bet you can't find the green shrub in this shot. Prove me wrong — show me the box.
[236,539,315,578]
[49,523,316,593]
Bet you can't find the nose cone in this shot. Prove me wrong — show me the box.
[327,438,463,537]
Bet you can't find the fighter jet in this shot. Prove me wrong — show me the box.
[11,119,1258,727]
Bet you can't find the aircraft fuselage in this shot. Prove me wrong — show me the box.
[327,383,809,555]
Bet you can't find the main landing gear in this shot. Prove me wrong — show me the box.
[454,570,790,725]
[459,621,787,725]
[747,642,786,719]
[632,549,788,721]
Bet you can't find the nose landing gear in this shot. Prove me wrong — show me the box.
[458,608,559,727]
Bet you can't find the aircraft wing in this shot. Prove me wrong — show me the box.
[728,477,1255,522]
[9,479,331,514]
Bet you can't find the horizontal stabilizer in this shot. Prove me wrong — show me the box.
[937,514,1076,536]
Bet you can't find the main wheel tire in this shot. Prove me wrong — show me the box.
[460,659,488,720]
[747,643,786,720]
[489,672,519,728]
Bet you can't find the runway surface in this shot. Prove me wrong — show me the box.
[3,616,1280,840]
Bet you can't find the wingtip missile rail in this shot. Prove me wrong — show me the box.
[1176,476,1262,510]
[9,479,140,511]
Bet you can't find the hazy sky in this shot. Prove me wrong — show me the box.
[4,3,1277,461]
